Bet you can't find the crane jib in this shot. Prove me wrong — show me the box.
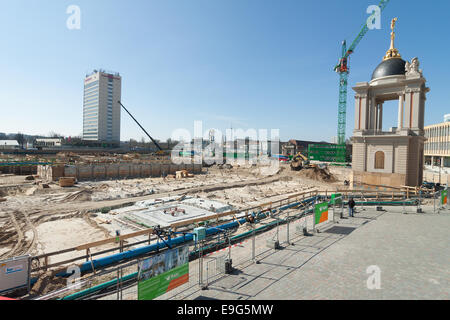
[341,0,391,60]
[335,0,391,162]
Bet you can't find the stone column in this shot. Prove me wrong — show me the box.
[379,103,383,132]
[374,103,378,132]
[371,97,376,130]
[355,95,361,131]
[404,91,413,129]
[397,94,404,129]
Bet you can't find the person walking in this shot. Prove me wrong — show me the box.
[348,198,356,217]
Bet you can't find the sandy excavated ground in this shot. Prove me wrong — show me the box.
[0,163,351,262]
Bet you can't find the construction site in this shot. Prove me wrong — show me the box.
[1,0,449,303]
[1,148,448,300]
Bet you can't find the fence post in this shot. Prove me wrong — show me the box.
[312,204,316,234]
[332,200,335,224]
[276,217,280,243]
[205,260,209,289]
[403,194,407,214]
[446,186,449,211]
[120,267,123,300]
[116,268,120,300]
[433,191,436,214]
[252,225,259,264]
[286,210,290,245]
[198,240,203,288]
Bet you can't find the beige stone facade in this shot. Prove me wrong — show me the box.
[351,58,429,187]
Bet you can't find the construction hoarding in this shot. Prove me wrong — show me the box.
[137,245,189,300]
[314,202,329,226]
[308,144,347,163]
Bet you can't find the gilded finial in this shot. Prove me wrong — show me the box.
[383,17,402,61]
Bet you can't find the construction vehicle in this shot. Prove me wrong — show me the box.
[118,101,168,155]
[333,0,391,162]
[290,152,315,171]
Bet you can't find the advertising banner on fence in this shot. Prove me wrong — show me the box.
[330,193,342,205]
[314,202,329,225]
[441,189,448,205]
[138,245,189,300]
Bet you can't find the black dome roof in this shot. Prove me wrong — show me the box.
[371,58,406,80]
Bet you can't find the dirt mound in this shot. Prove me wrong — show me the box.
[60,189,93,202]
[29,270,68,297]
[25,187,38,196]
[298,167,336,182]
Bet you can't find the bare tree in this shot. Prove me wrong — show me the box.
[15,132,25,148]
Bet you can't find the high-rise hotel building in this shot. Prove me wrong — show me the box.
[83,70,121,142]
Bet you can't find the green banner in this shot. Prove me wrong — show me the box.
[138,263,189,300]
[441,189,448,205]
[330,193,342,205]
[137,245,189,300]
[314,202,329,225]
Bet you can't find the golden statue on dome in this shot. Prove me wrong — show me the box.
[383,17,402,61]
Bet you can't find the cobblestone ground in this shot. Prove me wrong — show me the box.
[111,204,450,300]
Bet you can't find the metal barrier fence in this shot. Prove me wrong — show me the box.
[26,187,449,300]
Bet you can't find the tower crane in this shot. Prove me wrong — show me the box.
[333,0,390,162]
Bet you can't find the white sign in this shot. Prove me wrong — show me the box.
[0,256,30,294]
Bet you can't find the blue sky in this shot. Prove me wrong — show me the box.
[0,0,448,142]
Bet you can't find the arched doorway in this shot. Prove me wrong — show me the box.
[375,151,385,169]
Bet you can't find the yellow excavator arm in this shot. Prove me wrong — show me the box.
[291,152,316,171]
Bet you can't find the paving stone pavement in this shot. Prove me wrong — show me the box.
[109,205,450,300]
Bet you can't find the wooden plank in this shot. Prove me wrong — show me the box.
[76,228,154,251]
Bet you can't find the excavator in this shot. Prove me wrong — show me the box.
[290,152,316,171]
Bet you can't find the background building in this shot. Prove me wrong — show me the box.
[424,115,450,167]
[0,140,20,150]
[83,70,122,142]
[35,138,62,148]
